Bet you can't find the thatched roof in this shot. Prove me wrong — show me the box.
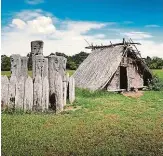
[73,45,125,90]
[73,43,152,91]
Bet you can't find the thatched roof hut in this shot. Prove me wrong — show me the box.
[73,39,152,91]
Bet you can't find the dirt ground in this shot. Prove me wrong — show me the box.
[122,91,144,98]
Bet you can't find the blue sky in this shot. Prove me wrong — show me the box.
[2,0,163,57]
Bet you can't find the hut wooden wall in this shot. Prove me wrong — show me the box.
[127,61,144,90]
[106,57,144,91]
[106,67,120,91]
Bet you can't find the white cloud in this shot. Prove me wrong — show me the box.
[25,0,44,5]
[121,31,153,39]
[11,19,26,29]
[2,10,109,56]
[145,25,160,28]
[2,9,163,58]
[14,9,53,21]
[27,16,56,34]
[65,21,107,34]
[137,40,163,58]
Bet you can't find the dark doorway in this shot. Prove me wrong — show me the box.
[120,66,128,89]
[143,71,152,86]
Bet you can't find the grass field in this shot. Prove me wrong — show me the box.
[1,70,74,77]
[2,69,163,156]
[2,69,162,79]
[152,69,163,81]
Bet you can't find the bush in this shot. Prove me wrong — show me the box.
[148,75,163,91]
[1,55,11,71]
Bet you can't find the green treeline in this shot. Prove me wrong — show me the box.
[1,51,89,71]
[144,56,163,69]
[1,52,163,71]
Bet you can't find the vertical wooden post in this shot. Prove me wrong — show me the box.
[1,75,9,108]
[15,76,25,110]
[9,76,17,109]
[24,76,33,111]
[42,76,49,111]
[69,76,75,104]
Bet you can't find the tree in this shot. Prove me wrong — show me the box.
[1,51,90,71]
[1,55,11,71]
[71,51,89,68]
[55,52,68,58]
[145,56,163,69]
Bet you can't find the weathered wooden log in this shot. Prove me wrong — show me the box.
[33,75,42,111]
[10,54,21,78]
[31,40,44,56]
[49,71,63,112]
[48,55,67,79]
[8,75,17,108]
[66,72,70,87]
[31,40,44,78]
[20,56,28,78]
[48,55,65,112]
[69,76,75,104]
[15,76,25,110]
[63,80,67,106]
[54,72,64,112]
[58,56,67,79]
[33,55,48,79]
[85,42,141,49]
[48,55,58,110]
[24,76,33,111]
[42,76,49,111]
[1,75,9,108]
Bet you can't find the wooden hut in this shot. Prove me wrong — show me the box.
[73,39,152,91]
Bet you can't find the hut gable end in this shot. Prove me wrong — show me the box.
[73,46,125,91]
[73,41,152,91]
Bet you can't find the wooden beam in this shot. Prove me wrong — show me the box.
[85,42,141,49]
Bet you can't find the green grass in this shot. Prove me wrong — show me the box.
[2,69,163,155]
[66,70,75,76]
[2,69,162,79]
[1,70,75,77]
[2,89,163,156]
[152,69,163,80]
[1,71,13,77]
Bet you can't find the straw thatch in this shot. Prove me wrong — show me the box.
[73,43,152,91]
[73,46,125,90]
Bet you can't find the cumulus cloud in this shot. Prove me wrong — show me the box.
[25,0,44,5]
[27,16,56,34]
[137,40,163,58]
[11,19,26,29]
[65,21,107,34]
[14,9,53,21]
[121,31,153,39]
[2,10,109,56]
[2,9,163,58]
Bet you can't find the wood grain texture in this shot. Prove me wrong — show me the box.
[8,76,17,108]
[69,76,75,104]
[33,75,42,111]
[24,76,33,111]
[15,76,25,109]
[42,76,49,111]
[1,75,9,108]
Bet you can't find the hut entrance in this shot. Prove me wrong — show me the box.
[120,66,128,89]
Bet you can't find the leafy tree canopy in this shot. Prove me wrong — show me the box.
[1,53,163,71]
